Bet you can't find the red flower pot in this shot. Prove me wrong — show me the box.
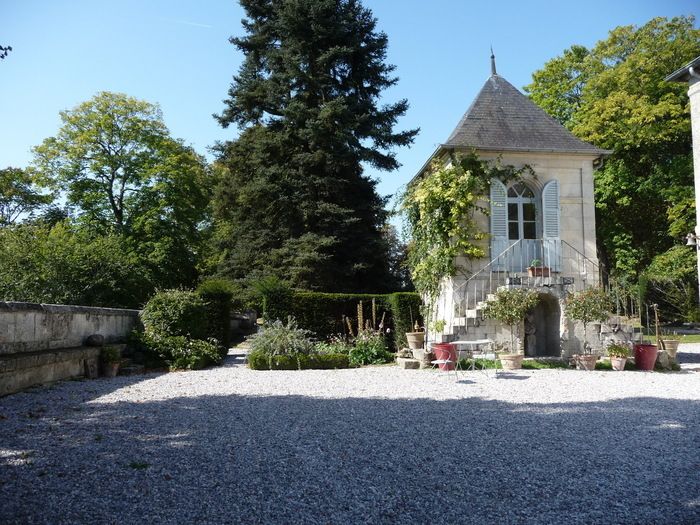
[432,343,457,371]
[634,344,658,371]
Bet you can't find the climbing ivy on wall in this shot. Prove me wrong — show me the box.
[401,152,529,309]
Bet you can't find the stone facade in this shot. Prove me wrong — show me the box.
[416,69,608,358]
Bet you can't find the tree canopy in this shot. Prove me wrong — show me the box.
[32,91,212,290]
[212,0,417,292]
[525,16,700,280]
[0,167,53,225]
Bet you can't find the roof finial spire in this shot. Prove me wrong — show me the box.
[490,46,497,76]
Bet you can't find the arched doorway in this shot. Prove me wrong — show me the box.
[524,293,561,357]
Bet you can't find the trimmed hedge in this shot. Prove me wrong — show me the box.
[386,292,423,350]
[247,350,350,370]
[260,290,422,350]
[197,279,235,349]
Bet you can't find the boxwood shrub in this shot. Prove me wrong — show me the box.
[133,332,222,370]
[141,289,207,340]
[247,350,350,370]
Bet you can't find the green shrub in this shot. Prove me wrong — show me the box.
[315,338,353,355]
[254,276,293,321]
[349,330,394,366]
[247,350,349,370]
[197,278,234,349]
[135,332,222,370]
[225,278,264,313]
[248,317,315,357]
[141,289,207,339]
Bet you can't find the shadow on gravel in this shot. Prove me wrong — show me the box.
[678,349,700,364]
[1,391,698,524]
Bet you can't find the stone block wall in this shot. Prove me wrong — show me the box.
[0,302,140,396]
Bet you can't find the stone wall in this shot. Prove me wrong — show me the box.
[0,302,140,396]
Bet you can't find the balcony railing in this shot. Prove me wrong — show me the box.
[451,239,600,314]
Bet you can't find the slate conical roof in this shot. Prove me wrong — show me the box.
[444,74,607,155]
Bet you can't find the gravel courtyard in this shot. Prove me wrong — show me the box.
[2,347,699,524]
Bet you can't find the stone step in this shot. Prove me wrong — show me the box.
[396,357,420,369]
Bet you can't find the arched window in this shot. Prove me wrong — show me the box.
[507,182,537,240]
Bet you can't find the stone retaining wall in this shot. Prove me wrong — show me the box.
[0,302,140,396]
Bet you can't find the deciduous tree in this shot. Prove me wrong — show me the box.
[525,16,700,279]
[0,167,53,225]
[32,91,212,289]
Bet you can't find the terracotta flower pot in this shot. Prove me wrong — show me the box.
[406,332,425,350]
[634,344,658,371]
[610,357,627,371]
[101,362,120,378]
[499,353,524,370]
[527,266,550,277]
[661,339,680,360]
[573,354,597,371]
[432,343,457,371]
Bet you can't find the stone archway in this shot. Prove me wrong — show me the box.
[524,293,561,357]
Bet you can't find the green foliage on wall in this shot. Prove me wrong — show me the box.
[401,152,528,311]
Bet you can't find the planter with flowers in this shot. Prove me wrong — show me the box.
[100,346,121,378]
[527,258,551,278]
[606,342,631,371]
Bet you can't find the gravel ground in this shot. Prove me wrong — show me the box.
[1,346,699,525]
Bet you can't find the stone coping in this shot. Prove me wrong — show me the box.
[0,301,140,316]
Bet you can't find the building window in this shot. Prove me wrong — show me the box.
[507,182,537,240]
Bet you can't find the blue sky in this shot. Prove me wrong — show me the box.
[1,1,697,206]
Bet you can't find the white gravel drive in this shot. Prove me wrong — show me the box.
[1,346,699,524]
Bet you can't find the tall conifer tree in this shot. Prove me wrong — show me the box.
[213,0,417,291]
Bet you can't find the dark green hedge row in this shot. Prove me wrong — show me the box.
[197,279,234,349]
[247,350,350,370]
[261,290,422,349]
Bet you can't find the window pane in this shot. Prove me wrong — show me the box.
[509,222,519,240]
[507,187,518,197]
[508,203,518,220]
[521,186,535,198]
[523,203,536,221]
[523,222,536,239]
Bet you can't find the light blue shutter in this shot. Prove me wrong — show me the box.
[490,179,508,270]
[541,180,561,271]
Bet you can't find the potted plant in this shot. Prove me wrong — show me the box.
[483,288,540,370]
[100,346,121,378]
[527,258,550,278]
[405,306,425,350]
[606,342,631,371]
[660,337,680,360]
[634,304,661,372]
[565,287,613,370]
